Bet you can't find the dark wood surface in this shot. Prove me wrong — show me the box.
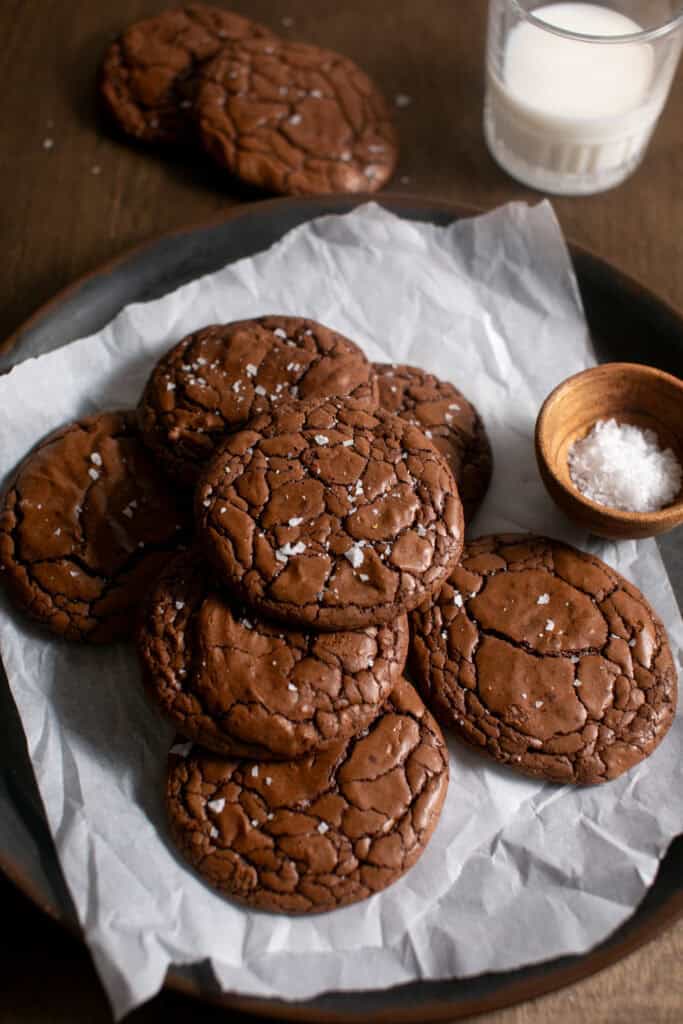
[1,2,682,1022]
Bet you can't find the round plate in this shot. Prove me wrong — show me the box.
[1,195,682,1022]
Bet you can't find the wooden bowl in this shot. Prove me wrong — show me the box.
[535,363,683,539]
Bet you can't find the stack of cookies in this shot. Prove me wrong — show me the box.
[1,312,676,915]
[99,3,398,196]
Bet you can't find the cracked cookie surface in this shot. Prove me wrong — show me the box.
[100,4,275,145]
[138,549,408,759]
[409,534,677,784]
[166,676,448,913]
[375,363,492,523]
[0,412,189,642]
[196,396,464,630]
[196,36,397,195]
[138,317,378,485]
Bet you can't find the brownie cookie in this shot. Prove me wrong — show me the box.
[197,37,397,195]
[410,534,677,785]
[0,412,189,642]
[138,549,408,759]
[196,396,464,630]
[375,364,492,522]
[166,676,448,913]
[100,4,275,145]
[138,317,378,486]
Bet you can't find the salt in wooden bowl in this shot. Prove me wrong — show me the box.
[535,362,683,539]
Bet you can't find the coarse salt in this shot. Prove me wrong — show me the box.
[344,540,366,568]
[568,418,682,513]
[537,593,550,605]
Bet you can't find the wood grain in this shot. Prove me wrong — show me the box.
[1,1,682,1022]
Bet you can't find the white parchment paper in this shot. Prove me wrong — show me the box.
[0,202,681,1019]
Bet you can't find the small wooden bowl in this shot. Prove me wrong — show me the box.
[535,363,683,539]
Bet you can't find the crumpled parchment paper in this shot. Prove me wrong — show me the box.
[0,201,681,1019]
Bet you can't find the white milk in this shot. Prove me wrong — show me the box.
[485,3,673,194]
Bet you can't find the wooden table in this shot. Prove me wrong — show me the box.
[1,2,682,1022]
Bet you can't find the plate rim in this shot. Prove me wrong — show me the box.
[2,192,682,1023]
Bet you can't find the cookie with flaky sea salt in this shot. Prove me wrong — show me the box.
[138,317,378,485]
[375,363,492,522]
[166,675,449,913]
[99,4,276,145]
[196,36,397,195]
[196,396,464,631]
[0,412,189,642]
[409,533,677,784]
[138,549,408,759]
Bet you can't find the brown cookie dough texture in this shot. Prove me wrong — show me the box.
[0,412,189,643]
[138,549,409,759]
[166,676,448,912]
[375,363,492,522]
[197,37,398,195]
[196,396,464,630]
[99,4,275,144]
[410,534,677,785]
[138,317,378,485]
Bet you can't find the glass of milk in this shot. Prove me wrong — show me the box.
[484,1,683,195]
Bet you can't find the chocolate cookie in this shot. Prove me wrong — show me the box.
[100,4,275,144]
[197,36,397,195]
[138,317,378,486]
[0,412,189,642]
[138,549,408,759]
[166,676,448,913]
[196,396,464,630]
[410,534,677,785]
[375,364,492,522]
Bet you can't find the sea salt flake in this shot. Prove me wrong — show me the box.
[344,541,366,569]
[251,766,259,777]
[254,385,267,396]
[265,777,272,786]
[288,683,298,692]
[545,619,555,631]
[537,593,550,605]
[342,439,354,447]
[170,741,193,757]
[317,821,329,834]
[276,541,306,562]
[251,819,259,828]
[359,573,369,582]
[288,114,302,126]
[288,516,303,526]
[245,363,258,377]
[54,528,61,536]
[453,592,463,608]
[534,700,544,708]
[209,826,219,839]
[174,600,184,610]
[314,434,329,445]
[166,381,175,391]
[568,418,682,513]
[88,468,99,481]
[574,679,583,687]
[207,798,225,813]
[90,452,102,466]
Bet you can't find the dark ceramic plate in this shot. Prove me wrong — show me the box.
[1,195,682,1023]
